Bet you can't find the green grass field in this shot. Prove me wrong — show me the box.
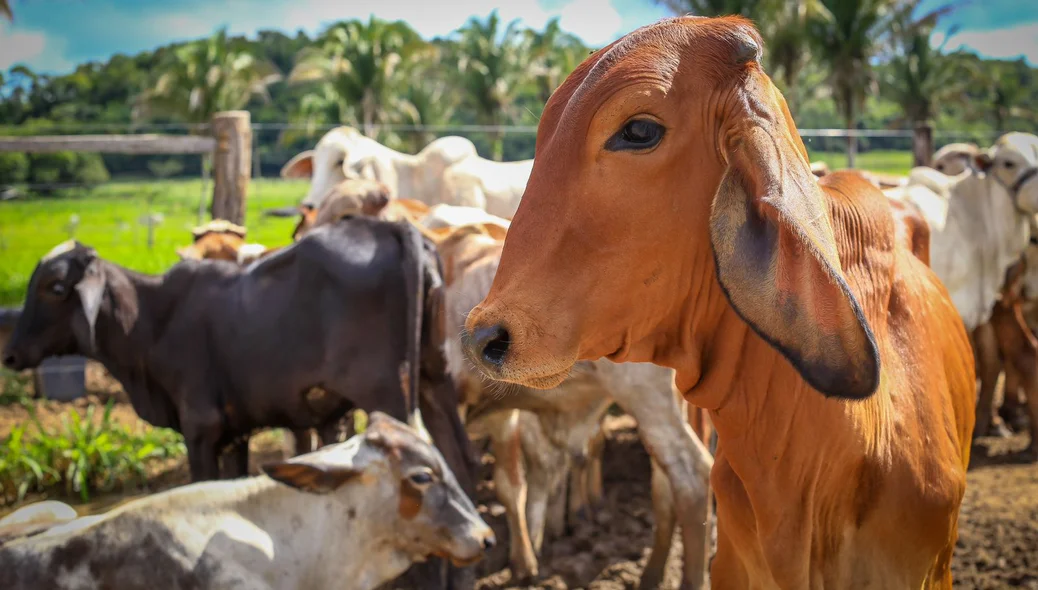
[0,179,308,306]
[807,149,913,176]
[0,150,914,306]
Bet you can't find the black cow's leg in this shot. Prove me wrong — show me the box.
[186,437,221,482]
[222,437,250,479]
[183,404,225,481]
[420,377,478,590]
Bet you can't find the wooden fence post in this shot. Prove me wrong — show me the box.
[912,123,933,168]
[210,111,251,225]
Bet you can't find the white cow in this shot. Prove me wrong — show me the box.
[420,203,511,232]
[282,127,535,218]
[441,156,534,219]
[0,413,493,590]
[281,126,477,209]
[885,132,1038,331]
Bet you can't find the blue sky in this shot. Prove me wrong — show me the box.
[0,0,1036,74]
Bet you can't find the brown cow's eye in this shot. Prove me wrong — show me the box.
[1005,161,1016,170]
[49,282,67,297]
[606,119,665,152]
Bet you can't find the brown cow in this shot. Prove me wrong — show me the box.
[292,179,431,241]
[463,17,974,589]
[989,243,1038,459]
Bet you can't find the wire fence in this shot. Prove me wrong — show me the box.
[0,123,1003,305]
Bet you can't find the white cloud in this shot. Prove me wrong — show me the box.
[941,23,1038,65]
[0,22,72,72]
[558,0,625,46]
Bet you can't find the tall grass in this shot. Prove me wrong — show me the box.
[0,401,185,505]
[0,179,307,305]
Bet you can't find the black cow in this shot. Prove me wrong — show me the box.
[2,219,475,496]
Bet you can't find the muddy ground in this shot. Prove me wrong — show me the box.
[1,366,1037,589]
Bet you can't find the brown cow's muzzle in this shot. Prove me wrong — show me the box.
[463,303,578,390]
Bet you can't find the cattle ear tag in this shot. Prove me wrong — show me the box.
[262,461,362,494]
[75,262,106,350]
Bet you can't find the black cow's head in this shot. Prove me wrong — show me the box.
[2,240,105,371]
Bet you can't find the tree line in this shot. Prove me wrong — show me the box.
[0,1,1036,185]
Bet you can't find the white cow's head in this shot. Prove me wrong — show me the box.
[932,143,978,176]
[977,132,1038,214]
[280,127,383,209]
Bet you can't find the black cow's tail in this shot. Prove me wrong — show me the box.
[398,219,426,437]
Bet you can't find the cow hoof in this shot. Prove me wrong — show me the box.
[510,565,538,584]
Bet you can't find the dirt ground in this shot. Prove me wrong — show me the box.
[1,365,1037,589]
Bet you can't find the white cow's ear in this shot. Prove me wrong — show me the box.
[281,150,315,179]
[74,256,106,350]
[262,460,362,494]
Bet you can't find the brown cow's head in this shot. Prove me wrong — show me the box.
[3,241,107,371]
[263,412,494,566]
[177,220,248,261]
[463,16,879,400]
[293,179,392,240]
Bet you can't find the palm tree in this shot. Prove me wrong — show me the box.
[882,20,965,128]
[290,17,424,138]
[765,0,831,113]
[987,62,1037,133]
[137,28,281,126]
[393,52,458,153]
[454,12,530,161]
[807,0,899,167]
[526,18,593,106]
[1,0,12,21]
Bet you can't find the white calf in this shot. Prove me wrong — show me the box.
[0,413,493,590]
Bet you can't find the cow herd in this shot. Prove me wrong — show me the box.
[1,14,1038,590]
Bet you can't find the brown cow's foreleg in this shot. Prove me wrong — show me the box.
[972,322,1002,438]
[641,458,677,590]
[1012,354,1038,459]
[489,414,538,580]
[586,427,605,510]
[1000,382,1029,434]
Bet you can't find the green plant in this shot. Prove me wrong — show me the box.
[0,401,185,504]
[0,369,34,406]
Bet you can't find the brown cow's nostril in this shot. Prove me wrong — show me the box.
[475,325,510,367]
[482,534,496,551]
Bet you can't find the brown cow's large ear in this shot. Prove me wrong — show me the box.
[281,150,314,179]
[262,460,362,494]
[709,125,880,400]
[73,251,106,350]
